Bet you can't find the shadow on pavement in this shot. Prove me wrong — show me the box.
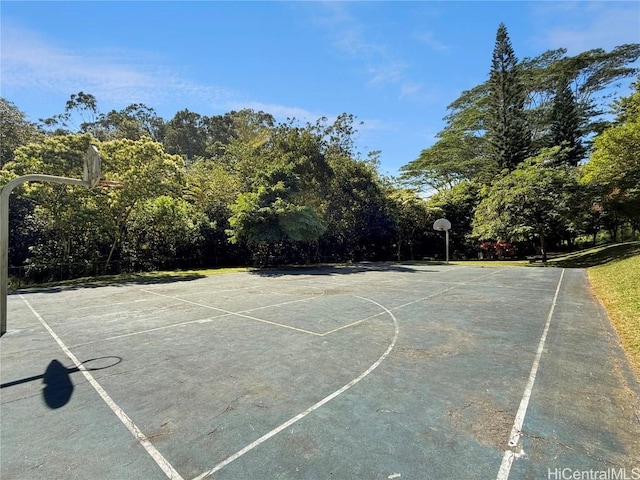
[10,273,206,295]
[0,356,122,409]
[251,262,429,277]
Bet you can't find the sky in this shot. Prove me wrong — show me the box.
[2,1,639,176]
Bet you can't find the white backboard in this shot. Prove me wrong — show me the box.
[433,218,452,231]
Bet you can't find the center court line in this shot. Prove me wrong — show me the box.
[191,295,400,480]
[19,295,184,480]
[496,268,565,480]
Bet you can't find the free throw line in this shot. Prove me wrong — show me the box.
[19,295,184,480]
[191,295,400,480]
[496,268,565,480]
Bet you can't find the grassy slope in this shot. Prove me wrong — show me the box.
[586,245,640,377]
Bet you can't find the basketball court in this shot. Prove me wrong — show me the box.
[1,264,638,479]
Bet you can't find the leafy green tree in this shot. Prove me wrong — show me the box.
[39,91,100,135]
[403,44,639,190]
[401,129,489,191]
[94,104,165,142]
[0,98,42,168]
[124,196,210,270]
[227,166,325,265]
[486,23,531,172]
[97,138,186,271]
[472,150,581,261]
[321,155,396,262]
[5,134,108,278]
[162,109,210,163]
[426,181,481,258]
[184,159,244,265]
[582,81,640,231]
[388,189,443,260]
[4,135,186,276]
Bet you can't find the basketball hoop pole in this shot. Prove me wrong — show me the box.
[433,218,452,265]
[0,174,90,336]
[445,229,449,264]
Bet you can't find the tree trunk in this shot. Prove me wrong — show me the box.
[104,234,119,274]
[540,232,547,262]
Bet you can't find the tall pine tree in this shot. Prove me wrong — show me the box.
[486,23,531,172]
[548,76,586,167]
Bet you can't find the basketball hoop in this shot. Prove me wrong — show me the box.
[433,218,452,232]
[96,180,126,189]
[433,218,452,264]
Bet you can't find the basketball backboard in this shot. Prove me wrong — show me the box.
[433,218,452,231]
[84,145,102,189]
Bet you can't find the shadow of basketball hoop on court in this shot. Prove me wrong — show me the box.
[0,356,122,409]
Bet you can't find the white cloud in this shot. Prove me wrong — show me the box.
[0,24,237,113]
[414,31,451,54]
[534,2,640,53]
[309,4,416,90]
[231,101,322,123]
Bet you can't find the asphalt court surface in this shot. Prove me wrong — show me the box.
[1,264,639,479]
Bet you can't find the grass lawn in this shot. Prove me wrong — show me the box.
[586,244,640,378]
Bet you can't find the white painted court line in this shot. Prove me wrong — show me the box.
[496,268,565,480]
[393,269,503,310]
[19,295,184,480]
[191,295,400,480]
[70,293,325,347]
[142,289,324,336]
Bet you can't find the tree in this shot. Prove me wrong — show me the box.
[472,150,581,261]
[485,23,531,172]
[124,196,210,270]
[400,128,489,191]
[547,76,586,166]
[4,135,186,276]
[402,44,639,191]
[321,155,396,262]
[388,189,443,260]
[0,98,42,168]
[227,166,325,265]
[5,134,108,279]
[426,181,481,258]
[93,104,165,142]
[39,91,100,135]
[162,109,209,163]
[581,81,640,232]
[96,138,186,271]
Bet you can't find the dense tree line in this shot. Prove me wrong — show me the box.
[1,99,442,282]
[402,24,639,261]
[1,24,638,282]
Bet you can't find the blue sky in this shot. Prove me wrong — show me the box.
[2,1,639,176]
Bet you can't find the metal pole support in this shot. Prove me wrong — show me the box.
[445,229,450,264]
[1,175,89,336]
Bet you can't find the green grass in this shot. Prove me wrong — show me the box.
[587,247,640,377]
